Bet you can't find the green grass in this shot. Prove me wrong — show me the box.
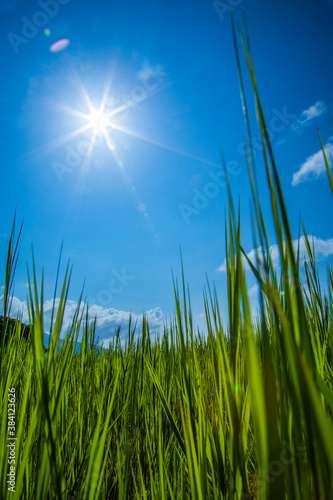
[1,15,333,499]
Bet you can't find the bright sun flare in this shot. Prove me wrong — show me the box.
[83,104,115,150]
[88,108,109,131]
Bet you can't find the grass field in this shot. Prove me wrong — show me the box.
[1,16,333,499]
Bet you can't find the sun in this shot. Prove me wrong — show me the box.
[88,107,109,132]
[84,104,115,150]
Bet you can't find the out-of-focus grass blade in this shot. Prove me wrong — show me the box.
[318,129,333,195]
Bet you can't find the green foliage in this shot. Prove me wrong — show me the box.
[1,15,333,499]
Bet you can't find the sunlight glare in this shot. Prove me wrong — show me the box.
[88,107,109,131]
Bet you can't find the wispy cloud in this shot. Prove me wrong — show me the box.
[292,138,333,186]
[217,235,333,273]
[0,296,164,346]
[292,100,326,130]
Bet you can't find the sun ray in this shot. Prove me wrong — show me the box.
[20,64,218,186]
[104,121,222,168]
[18,123,95,170]
[102,78,171,123]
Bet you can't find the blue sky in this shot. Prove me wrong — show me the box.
[1,0,333,344]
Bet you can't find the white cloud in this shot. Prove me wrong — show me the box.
[0,295,164,347]
[0,295,29,321]
[293,100,326,130]
[216,244,280,273]
[217,236,333,273]
[248,284,259,297]
[90,305,164,346]
[292,138,333,186]
[0,295,85,337]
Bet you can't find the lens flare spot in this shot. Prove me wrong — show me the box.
[44,28,51,37]
[139,204,147,212]
[50,39,70,53]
